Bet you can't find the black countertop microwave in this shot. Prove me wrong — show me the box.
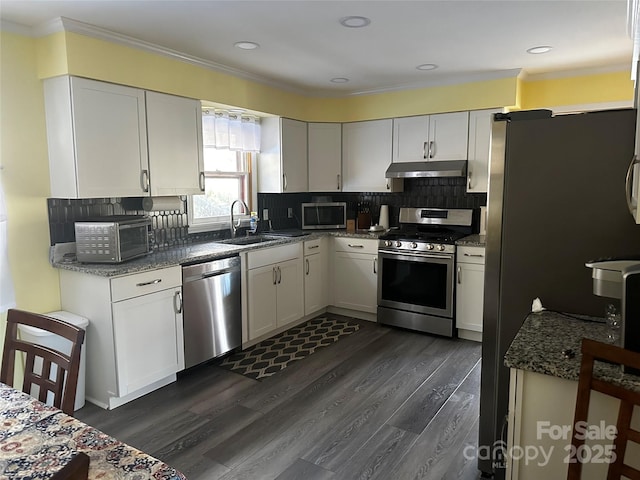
[301,202,347,230]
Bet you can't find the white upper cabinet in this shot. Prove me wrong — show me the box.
[145,91,204,196]
[44,76,205,198]
[342,119,403,192]
[259,117,308,193]
[393,111,469,163]
[45,76,149,198]
[308,123,342,192]
[467,108,501,193]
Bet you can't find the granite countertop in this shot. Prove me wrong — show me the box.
[51,230,386,277]
[456,234,486,247]
[504,310,640,393]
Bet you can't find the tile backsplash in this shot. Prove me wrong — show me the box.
[47,177,486,246]
[258,177,487,231]
[47,197,224,249]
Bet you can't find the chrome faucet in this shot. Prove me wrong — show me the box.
[230,199,249,238]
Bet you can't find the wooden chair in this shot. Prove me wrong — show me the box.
[51,452,90,480]
[0,308,85,416]
[568,338,640,480]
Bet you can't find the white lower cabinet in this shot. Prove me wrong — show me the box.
[332,238,378,314]
[455,246,485,339]
[304,238,327,315]
[247,243,304,341]
[111,288,184,396]
[59,266,184,409]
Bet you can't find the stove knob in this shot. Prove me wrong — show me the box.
[410,242,418,249]
[395,241,402,248]
[436,244,445,251]
[426,243,434,250]
[384,240,392,247]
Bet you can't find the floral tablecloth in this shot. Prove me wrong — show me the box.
[0,383,186,479]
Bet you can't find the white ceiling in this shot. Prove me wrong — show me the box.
[0,0,633,96]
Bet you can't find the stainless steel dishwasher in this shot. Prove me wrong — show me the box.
[182,255,241,368]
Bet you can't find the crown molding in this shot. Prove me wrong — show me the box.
[0,19,36,36]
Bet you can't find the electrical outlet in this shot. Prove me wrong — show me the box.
[263,209,269,221]
[287,207,293,218]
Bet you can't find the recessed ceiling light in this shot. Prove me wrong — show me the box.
[416,64,438,71]
[527,45,552,54]
[234,41,260,50]
[339,16,371,28]
[330,77,350,83]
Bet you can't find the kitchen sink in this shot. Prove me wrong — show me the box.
[216,235,283,246]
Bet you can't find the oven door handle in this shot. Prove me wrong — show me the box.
[378,249,454,261]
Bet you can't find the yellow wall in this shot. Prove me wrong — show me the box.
[520,70,634,110]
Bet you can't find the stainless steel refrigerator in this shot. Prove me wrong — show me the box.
[478,108,640,478]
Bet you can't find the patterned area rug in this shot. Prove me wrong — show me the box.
[219,317,360,380]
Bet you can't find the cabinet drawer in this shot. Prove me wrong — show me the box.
[248,242,302,270]
[457,246,486,264]
[304,238,322,255]
[111,266,182,302]
[333,237,378,255]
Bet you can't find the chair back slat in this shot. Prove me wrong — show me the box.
[568,338,640,480]
[1,309,85,416]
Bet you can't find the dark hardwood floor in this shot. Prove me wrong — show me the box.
[76,314,483,480]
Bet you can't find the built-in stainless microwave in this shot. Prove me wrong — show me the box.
[75,215,151,263]
[301,202,347,230]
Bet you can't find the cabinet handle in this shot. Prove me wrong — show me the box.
[173,290,183,314]
[348,244,364,248]
[283,174,288,191]
[141,169,149,193]
[199,172,205,192]
[136,278,162,287]
[307,245,319,250]
[468,171,472,190]
[373,257,377,274]
[429,141,435,159]
[463,253,484,258]
[457,266,462,284]
[306,258,310,275]
[386,180,390,190]
[277,266,282,284]
[423,141,428,159]
[337,174,341,190]
[273,267,277,285]
[625,155,639,215]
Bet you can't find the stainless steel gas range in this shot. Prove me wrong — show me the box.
[377,207,475,337]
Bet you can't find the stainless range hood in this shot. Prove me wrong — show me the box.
[384,160,467,178]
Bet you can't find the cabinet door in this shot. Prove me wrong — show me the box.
[112,287,184,396]
[146,91,205,196]
[281,118,308,192]
[467,109,501,193]
[308,123,342,191]
[455,262,485,332]
[428,111,469,161]
[304,252,325,315]
[248,264,278,339]
[343,119,400,192]
[70,77,149,198]
[392,116,429,163]
[276,257,304,327]
[333,252,378,313]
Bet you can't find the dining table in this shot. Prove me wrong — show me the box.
[0,382,186,479]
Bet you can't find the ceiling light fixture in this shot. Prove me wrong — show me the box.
[234,41,260,50]
[330,77,350,83]
[339,16,371,28]
[527,45,552,54]
[416,64,438,71]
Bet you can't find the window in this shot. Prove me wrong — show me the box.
[188,109,260,233]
